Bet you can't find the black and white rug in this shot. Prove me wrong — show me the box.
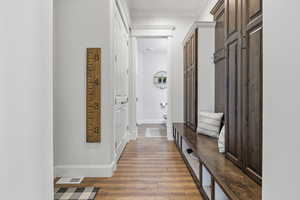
[54,187,100,200]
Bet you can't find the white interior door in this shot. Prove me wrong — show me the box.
[113,7,129,160]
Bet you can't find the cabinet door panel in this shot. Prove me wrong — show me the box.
[242,0,263,184]
[191,35,195,66]
[190,70,194,127]
[248,0,262,19]
[226,0,242,37]
[244,25,263,183]
[185,68,197,130]
[187,71,191,126]
[216,12,225,50]
[184,31,198,131]
[184,45,188,123]
[189,39,193,66]
[191,68,197,129]
[227,0,237,35]
[226,40,243,167]
[215,59,226,113]
[213,4,226,114]
[187,71,192,126]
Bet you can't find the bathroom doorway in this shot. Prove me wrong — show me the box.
[135,37,170,138]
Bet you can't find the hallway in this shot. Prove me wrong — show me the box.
[55,125,203,200]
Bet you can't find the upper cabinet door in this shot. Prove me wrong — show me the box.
[212,0,226,114]
[245,0,262,24]
[183,30,198,131]
[184,45,187,123]
[225,0,242,39]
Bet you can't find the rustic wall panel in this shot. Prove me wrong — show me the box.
[86,48,101,143]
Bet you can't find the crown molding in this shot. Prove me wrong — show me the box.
[132,24,176,31]
[131,24,176,37]
[210,0,225,15]
[130,10,199,18]
[183,21,216,43]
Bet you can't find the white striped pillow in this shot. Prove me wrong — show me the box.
[218,125,225,153]
[197,112,224,138]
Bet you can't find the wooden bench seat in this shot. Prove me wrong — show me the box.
[173,123,262,200]
[173,123,197,151]
[197,134,261,200]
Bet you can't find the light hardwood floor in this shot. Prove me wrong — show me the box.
[55,125,203,200]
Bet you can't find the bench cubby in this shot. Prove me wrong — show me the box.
[173,123,261,200]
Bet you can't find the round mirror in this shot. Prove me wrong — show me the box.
[153,71,167,89]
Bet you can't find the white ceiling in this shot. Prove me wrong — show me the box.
[125,0,207,18]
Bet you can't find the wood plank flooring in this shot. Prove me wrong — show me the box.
[55,126,203,200]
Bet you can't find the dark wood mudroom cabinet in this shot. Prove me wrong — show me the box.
[212,0,226,114]
[212,0,263,184]
[184,30,198,131]
[241,0,263,184]
[224,0,244,169]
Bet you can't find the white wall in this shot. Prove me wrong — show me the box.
[263,1,300,199]
[54,0,114,177]
[136,50,144,121]
[132,17,194,123]
[136,39,168,123]
[197,23,215,113]
[0,0,53,199]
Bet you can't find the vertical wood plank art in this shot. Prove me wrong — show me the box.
[86,48,101,143]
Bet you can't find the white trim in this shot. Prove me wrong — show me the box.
[183,21,216,43]
[132,25,176,31]
[115,131,130,162]
[56,177,84,185]
[130,11,199,18]
[54,162,115,178]
[112,1,130,178]
[129,130,138,140]
[131,25,175,38]
[166,37,173,141]
[50,0,54,198]
[167,136,174,141]
[167,122,173,141]
[132,33,173,136]
[128,37,138,141]
[115,0,131,34]
[137,119,166,125]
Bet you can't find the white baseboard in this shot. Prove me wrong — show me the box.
[129,130,138,140]
[115,132,130,162]
[137,119,166,125]
[167,126,173,141]
[54,162,115,178]
[54,133,131,178]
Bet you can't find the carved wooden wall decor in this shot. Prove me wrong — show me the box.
[86,48,101,143]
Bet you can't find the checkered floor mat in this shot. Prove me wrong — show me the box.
[54,187,100,200]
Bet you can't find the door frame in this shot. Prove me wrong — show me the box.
[129,25,175,140]
[112,2,131,164]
